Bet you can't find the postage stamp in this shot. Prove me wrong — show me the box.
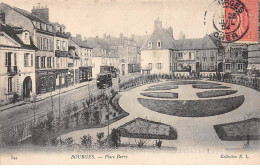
[204,0,258,43]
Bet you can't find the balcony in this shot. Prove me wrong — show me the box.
[7,66,18,75]
[55,50,69,57]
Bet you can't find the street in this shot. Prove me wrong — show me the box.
[0,73,141,135]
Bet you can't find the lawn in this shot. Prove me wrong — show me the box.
[196,90,238,98]
[214,118,260,141]
[193,84,230,89]
[138,95,245,117]
[118,118,177,140]
[141,92,178,99]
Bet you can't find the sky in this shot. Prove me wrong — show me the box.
[2,0,213,39]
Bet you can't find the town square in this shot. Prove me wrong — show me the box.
[0,0,260,165]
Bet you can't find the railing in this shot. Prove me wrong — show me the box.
[7,66,17,75]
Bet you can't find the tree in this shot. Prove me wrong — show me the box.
[64,104,72,129]
[81,135,92,148]
[96,132,106,148]
[46,111,54,132]
[30,93,39,126]
[107,128,121,148]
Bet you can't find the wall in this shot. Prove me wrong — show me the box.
[141,49,170,74]
[0,47,35,101]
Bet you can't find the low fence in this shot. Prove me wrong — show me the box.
[208,73,260,91]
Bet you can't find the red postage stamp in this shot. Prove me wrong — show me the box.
[204,0,258,43]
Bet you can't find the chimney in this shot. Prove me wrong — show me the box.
[167,27,173,37]
[76,34,82,41]
[178,31,186,40]
[103,33,106,39]
[31,3,49,22]
[154,17,162,29]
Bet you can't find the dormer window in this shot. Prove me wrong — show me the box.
[157,41,161,49]
[36,22,40,29]
[148,41,152,49]
[22,31,30,45]
[56,25,60,32]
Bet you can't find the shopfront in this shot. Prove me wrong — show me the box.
[79,66,92,83]
[36,70,56,94]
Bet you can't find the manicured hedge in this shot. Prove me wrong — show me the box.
[138,95,245,117]
[118,118,177,140]
[214,118,260,141]
[196,90,238,98]
[192,84,230,89]
[141,92,178,99]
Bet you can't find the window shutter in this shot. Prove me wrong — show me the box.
[24,53,26,66]
[5,52,8,66]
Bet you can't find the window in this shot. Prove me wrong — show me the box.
[203,57,207,62]
[189,52,192,60]
[31,54,33,67]
[41,57,46,68]
[62,41,66,51]
[225,64,231,70]
[210,57,214,62]
[41,38,43,50]
[202,62,207,70]
[203,50,206,57]
[56,40,60,50]
[37,37,41,49]
[46,39,49,50]
[238,63,244,71]
[24,53,29,67]
[14,53,17,66]
[210,51,214,57]
[157,63,162,69]
[5,52,8,66]
[148,41,152,49]
[8,77,13,93]
[0,12,6,24]
[157,41,161,49]
[47,57,52,68]
[36,56,40,68]
[178,53,183,59]
[148,63,153,69]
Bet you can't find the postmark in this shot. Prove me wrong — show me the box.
[204,0,250,43]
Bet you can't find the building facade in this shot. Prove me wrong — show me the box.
[69,36,93,83]
[140,18,177,74]
[0,24,37,103]
[140,18,223,76]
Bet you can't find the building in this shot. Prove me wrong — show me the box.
[0,3,58,94]
[140,18,177,74]
[107,33,139,75]
[0,24,37,103]
[87,36,110,77]
[248,44,260,73]
[175,35,222,76]
[140,18,223,75]
[69,36,93,83]
[223,44,248,74]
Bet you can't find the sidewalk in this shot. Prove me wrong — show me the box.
[0,80,96,112]
[0,73,142,112]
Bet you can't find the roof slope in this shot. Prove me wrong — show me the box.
[0,24,38,50]
[175,35,218,50]
[70,37,92,49]
[87,37,110,49]
[141,27,177,50]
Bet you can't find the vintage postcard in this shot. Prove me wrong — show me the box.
[0,0,260,165]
